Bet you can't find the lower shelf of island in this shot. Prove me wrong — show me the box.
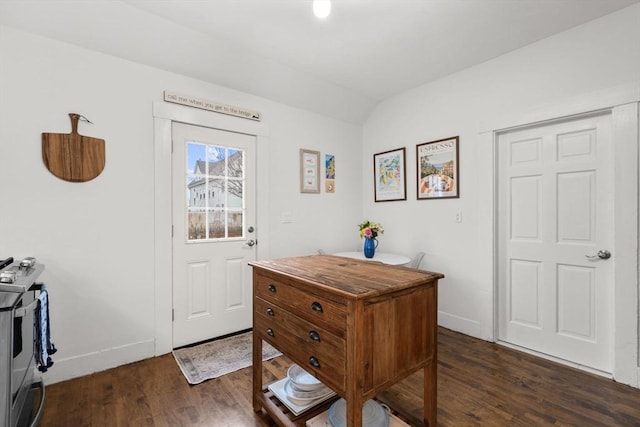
[258,388,340,427]
[258,388,414,427]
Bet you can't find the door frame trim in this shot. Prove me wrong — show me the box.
[478,83,639,387]
[152,101,270,355]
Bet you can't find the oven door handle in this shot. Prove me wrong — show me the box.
[15,298,39,318]
[30,378,46,427]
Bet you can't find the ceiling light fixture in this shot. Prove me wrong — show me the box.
[313,0,331,19]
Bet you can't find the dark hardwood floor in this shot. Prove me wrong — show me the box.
[38,328,640,426]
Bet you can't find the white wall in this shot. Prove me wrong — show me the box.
[266,112,364,257]
[0,25,362,383]
[363,4,640,371]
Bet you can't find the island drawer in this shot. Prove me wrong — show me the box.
[254,274,346,337]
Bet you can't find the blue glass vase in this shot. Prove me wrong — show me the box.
[363,237,378,258]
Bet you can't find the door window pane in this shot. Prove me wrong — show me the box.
[227,180,243,208]
[188,212,206,240]
[208,209,225,239]
[210,179,225,207]
[228,149,243,178]
[186,142,245,241]
[187,176,206,208]
[228,212,243,238]
[188,143,206,174]
[206,145,227,176]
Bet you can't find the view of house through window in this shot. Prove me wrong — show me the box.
[186,142,244,240]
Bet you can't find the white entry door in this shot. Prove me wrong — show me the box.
[498,112,614,373]
[172,122,256,348]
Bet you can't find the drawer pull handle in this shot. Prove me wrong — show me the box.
[266,307,275,316]
[311,301,323,312]
[309,356,320,368]
[266,328,275,337]
[309,330,321,342]
[268,284,277,293]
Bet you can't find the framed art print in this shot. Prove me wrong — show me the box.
[300,149,320,193]
[325,153,335,193]
[373,147,406,202]
[416,136,459,200]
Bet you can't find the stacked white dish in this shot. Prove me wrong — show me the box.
[285,364,334,405]
[268,364,336,416]
[328,398,389,427]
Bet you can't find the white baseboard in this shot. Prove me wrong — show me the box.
[631,367,640,389]
[40,339,156,385]
[438,310,483,339]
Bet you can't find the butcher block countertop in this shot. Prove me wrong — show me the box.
[249,254,444,299]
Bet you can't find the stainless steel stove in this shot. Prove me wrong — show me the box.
[0,257,46,427]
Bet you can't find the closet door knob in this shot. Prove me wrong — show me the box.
[585,249,611,260]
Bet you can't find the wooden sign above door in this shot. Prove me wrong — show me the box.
[164,91,261,121]
[42,113,106,182]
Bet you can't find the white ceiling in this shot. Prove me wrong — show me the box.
[1,0,638,123]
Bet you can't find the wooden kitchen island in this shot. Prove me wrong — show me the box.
[250,255,444,427]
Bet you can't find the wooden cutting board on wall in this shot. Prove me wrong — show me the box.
[42,113,105,182]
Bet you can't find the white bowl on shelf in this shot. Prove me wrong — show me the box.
[286,364,324,391]
[328,398,389,427]
[283,380,333,405]
[284,380,331,399]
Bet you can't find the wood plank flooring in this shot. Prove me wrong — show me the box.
[38,328,640,426]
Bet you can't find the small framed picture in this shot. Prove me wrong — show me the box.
[373,147,406,202]
[416,136,459,200]
[300,149,320,193]
[325,154,335,194]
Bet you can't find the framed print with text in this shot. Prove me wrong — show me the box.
[373,147,406,202]
[417,136,459,200]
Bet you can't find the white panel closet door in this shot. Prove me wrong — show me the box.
[498,112,614,373]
